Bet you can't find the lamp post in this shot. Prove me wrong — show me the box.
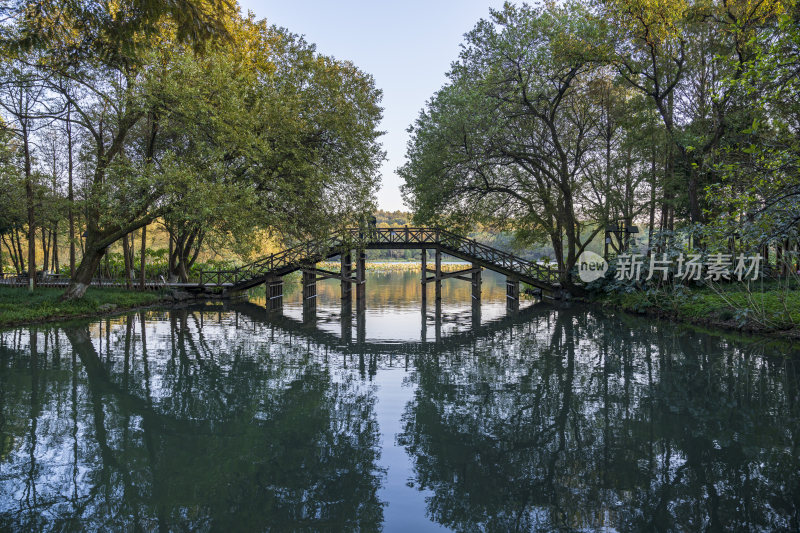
[604,222,639,259]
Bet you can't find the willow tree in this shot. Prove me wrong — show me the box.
[400,2,611,284]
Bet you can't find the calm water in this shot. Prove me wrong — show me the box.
[1,269,799,531]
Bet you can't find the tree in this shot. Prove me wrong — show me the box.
[704,4,800,254]
[15,8,383,298]
[0,60,48,289]
[400,2,612,284]
[603,0,792,227]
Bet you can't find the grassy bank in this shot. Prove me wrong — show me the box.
[592,283,800,338]
[0,287,165,328]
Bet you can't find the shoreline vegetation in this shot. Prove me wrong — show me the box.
[0,287,166,328]
[584,284,800,342]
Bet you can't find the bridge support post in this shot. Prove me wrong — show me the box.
[435,248,442,301]
[266,276,283,312]
[421,304,427,343]
[506,276,519,312]
[420,248,427,305]
[356,251,366,306]
[302,269,317,323]
[341,252,352,301]
[472,298,481,330]
[471,262,481,302]
[434,299,442,343]
[341,298,352,343]
[356,300,366,344]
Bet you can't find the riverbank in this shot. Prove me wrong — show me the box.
[0,287,168,328]
[590,285,800,340]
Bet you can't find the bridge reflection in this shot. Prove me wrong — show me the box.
[227,299,549,356]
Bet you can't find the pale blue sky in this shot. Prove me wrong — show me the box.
[237,0,507,211]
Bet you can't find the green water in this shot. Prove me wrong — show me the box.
[1,270,799,531]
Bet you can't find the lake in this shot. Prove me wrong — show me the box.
[1,269,799,531]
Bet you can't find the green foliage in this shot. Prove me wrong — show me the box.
[402,0,799,279]
[598,282,800,331]
[399,2,660,280]
[1,2,385,297]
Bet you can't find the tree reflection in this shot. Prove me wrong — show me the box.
[2,304,799,531]
[399,308,800,531]
[0,311,384,531]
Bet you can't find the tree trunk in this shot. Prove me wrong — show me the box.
[648,144,657,253]
[13,228,26,274]
[68,103,76,279]
[128,230,136,272]
[178,259,189,283]
[3,235,20,275]
[122,234,132,290]
[41,226,50,275]
[62,245,106,299]
[23,118,35,291]
[52,222,59,273]
[63,215,154,299]
[172,227,203,283]
[139,224,146,289]
[168,231,176,282]
[562,193,577,285]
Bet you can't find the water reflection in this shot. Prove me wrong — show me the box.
[399,311,800,531]
[249,270,521,344]
[0,313,384,531]
[0,270,799,531]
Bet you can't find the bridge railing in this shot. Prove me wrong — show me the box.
[200,231,354,287]
[199,227,561,288]
[435,229,560,283]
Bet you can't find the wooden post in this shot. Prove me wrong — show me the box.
[356,301,366,344]
[421,248,427,304]
[434,299,442,343]
[356,250,366,305]
[435,248,442,301]
[341,252,352,301]
[302,268,317,322]
[506,276,519,312]
[421,303,427,343]
[341,297,352,344]
[472,297,481,330]
[267,276,283,312]
[471,262,481,302]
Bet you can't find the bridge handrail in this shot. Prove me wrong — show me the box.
[200,227,561,288]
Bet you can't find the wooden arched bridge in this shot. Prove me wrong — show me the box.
[199,227,562,308]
